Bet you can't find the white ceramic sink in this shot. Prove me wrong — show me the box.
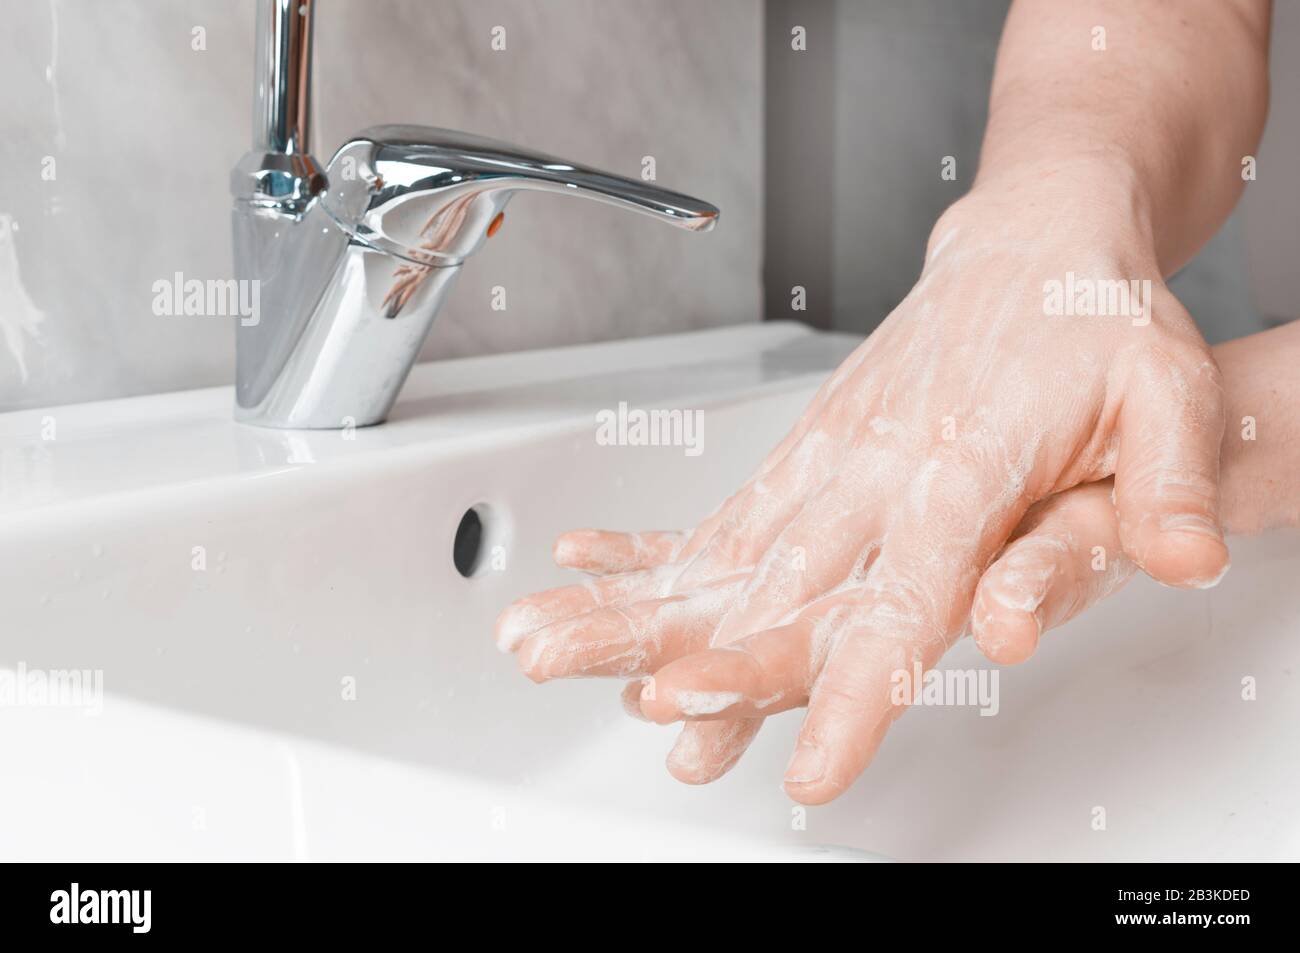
[2,321,1297,861]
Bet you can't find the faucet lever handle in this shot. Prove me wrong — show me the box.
[321,125,719,265]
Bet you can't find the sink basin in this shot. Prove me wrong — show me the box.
[2,321,1297,861]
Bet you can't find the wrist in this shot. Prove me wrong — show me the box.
[928,155,1159,270]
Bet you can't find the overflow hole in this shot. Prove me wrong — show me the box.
[453,505,490,578]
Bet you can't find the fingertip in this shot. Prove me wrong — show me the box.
[551,529,595,569]
[494,601,542,653]
[972,606,1040,665]
[971,580,1043,665]
[782,779,840,806]
[1127,524,1230,589]
[782,741,840,804]
[620,680,652,722]
[665,757,718,785]
[781,693,893,805]
[783,772,850,806]
[514,632,556,683]
[665,720,759,785]
[638,677,681,725]
[1187,553,1231,590]
[516,647,549,683]
[665,734,724,785]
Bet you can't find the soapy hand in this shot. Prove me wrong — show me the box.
[497,169,1232,804]
[971,320,1300,665]
[494,0,1277,805]
[510,323,1300,796]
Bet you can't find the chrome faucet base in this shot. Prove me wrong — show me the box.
[232,1,718,430]
[232,202,463,429]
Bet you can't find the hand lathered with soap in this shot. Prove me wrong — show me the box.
[497,0,1296,804]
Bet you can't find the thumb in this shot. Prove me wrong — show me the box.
[1114,346,1230,588]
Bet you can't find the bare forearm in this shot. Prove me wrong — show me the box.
[1217,321,1300,534]
[974,0,1271,274]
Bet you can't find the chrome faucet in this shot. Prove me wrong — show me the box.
[231,0,719,429]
